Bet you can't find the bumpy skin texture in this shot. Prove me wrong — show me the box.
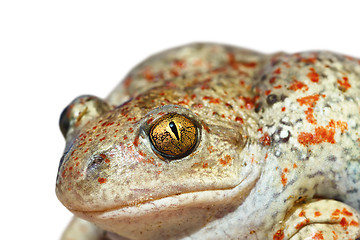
[56,43,360,240]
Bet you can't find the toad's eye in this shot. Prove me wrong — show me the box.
[149,113,199,160]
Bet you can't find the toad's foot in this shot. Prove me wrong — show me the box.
[61,217,104,240]
[273,199,360,240]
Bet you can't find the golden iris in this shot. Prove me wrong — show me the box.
[149,113,198,159]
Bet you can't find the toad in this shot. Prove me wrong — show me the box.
[56,43,360,239]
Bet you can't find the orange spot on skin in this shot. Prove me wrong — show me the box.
[337,76,351,92]
[127,117,136,122]
[298,126,336,145]
[283,62,291,68]
[227,53,257,69]
[339,217,348,229]
[297,94,324,107]
[307,67,320,83]
[177,95,190,105]
[274,85,282,89]
[265,90,272,95]
[312,231,324,239]
[331,209,341,220]
[328,119,348,133]
[281,172,287,186]
[350,220,359,226]
[304,107,317,124]
[289,79,309,92]
[269,77,276,84]
[124,77,132,87]
[173,59,185,68]
[314,211,321,217]
[293,163,297,168]
[273,68,281,75]
[202,122,210,133]
[332,230,338,240]
[235,116,244,124]
[203,96,221,104]
[219,155,232,166]
[281,107,286,112]
[209,98,220,104]
[143,67,155,82]
[298,119,348,146]
[193,103,203,108]
[295,219,310,229]
[133,136,140,147]
[239,96,258,110]
[207,146,216,153]
[299,210,306,217]
[147,117,154,124]
[202,162,208,168]
[170,69,179,77]
[98,178,107,184]
[341,208,353,216]
[137,156,155,165]
[259,132,271,146]
[301,57,317,64]
[138,150,147,157]
[346,55,354,61]
[200,78,211,90]
[240,62,257,68]
[228,53,238,70]
[273,229,284,240]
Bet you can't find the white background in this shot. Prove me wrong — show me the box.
[1,0,360,239]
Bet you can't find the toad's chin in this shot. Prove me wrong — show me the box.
[71,171,259,240]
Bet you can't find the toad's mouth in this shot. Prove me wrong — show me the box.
[71,168,260,222]
[68,169,260,240]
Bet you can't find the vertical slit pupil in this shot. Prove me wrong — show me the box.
[169,121,180,140]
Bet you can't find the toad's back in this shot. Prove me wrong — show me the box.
[56,43,360,240]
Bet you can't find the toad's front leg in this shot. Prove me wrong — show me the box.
[273,199,360,240]
[61,217,104,240]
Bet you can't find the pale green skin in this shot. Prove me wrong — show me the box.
[57,43,360,239]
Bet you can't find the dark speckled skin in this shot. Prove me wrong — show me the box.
[57,43,360,239]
